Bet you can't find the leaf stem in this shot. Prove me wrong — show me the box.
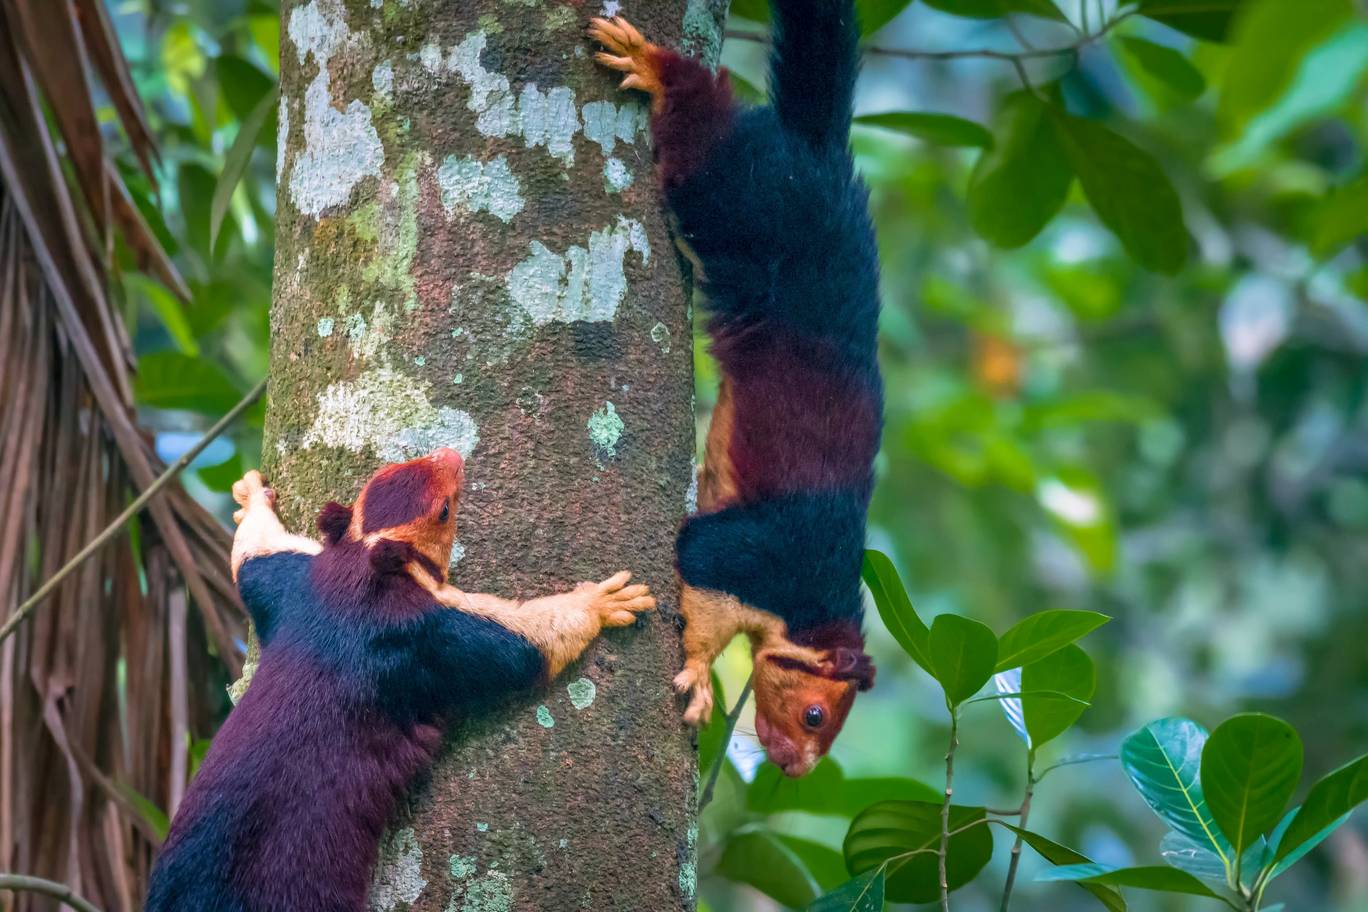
[698,672,753,810]
[0,874,103,912]
[940,705,960,912]
[0,375,267,646]
[999,749,1037,912]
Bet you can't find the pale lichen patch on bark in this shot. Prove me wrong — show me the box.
[580,100,647,157]
[505,217,649,325]
[566,677,597,710]
[301,367,480,462]
[603,157,634,193]
[287,0,385,218]
[370,827,428,911]
[437,155,525,223]
[587,401,624,461]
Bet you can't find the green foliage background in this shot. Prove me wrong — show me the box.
[105,0,1368,908]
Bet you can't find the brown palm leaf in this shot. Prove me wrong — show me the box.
[0,1,246,909]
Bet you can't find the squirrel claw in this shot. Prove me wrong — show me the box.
[674,664,713,726]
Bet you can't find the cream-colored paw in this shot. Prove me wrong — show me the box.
[674,662,714,727]
[584,571,656,627]
[231,470,275,524]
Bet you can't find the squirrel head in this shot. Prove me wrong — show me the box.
[316,448,466,584]
[751,635,874,778]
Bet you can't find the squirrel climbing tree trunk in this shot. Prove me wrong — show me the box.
[261,1,725,909]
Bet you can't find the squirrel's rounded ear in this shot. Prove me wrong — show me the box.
[317,502,353,544]
[369,538,419,577]
[828,647,876,692]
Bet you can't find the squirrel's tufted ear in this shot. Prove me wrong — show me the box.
[827,647,876,692]
[369,538,420,577]
[317,502,353,544]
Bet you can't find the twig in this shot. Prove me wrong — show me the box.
[1000,749,1037,911]
[698,672,753,810]
[726,12,1134,66]
[0,874,104,912]
[0,376,267,646]
[939,707,960,912]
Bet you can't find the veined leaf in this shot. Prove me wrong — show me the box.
[995,609,1109,672]
[844,801,992,903]
[1114,36,1206,100]
[1021,644,1094,747]
[994,668,1029,746]
[1038,863,1223,898]
[998,824,1126,911]
[968,91,1073,248]
[1120,718,1232,867]
[854,112,993,148]
[1200,713,1302,864]
[1273,753,1368,865]
[803,867,885,912]
[135,351,244,415]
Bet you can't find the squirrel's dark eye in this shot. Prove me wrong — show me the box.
[438,501,450,523]
[803,705,825,729]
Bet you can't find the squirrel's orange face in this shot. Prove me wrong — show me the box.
[751,644,873,777]
[319,449,466,578]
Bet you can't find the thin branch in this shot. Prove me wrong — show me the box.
[0,874,104,912]
[939,707,960,912]
[1000,749,1037,912]
[0,375,267,646]
[1034,752,1118,782]
[698,672,753,810]
[726,12,1134,66]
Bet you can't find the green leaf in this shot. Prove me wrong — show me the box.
[1273,753,1368,865]
[921,0,1068,22]
[197,452,243,493]
[1037,864,1223,898]
[1311,171,1368,258]
[212,86,277,249]
[1113,36,1206,100]
[1137,0,1242,42]
[717,828,821,908]
[857,0,916,35]
[1051,113,1188,274]
[1200,713,1302,863]
[998,825,1126,911]
[1160,830,1269,889]
[1267,807,1350,879]
[1021,644,1094,747]
[844,801,992,904]
[728,72,765,105]
[968,91,1073,249]
[115,782,170,842]
[861,550,933,674]
[135,352,244,415]
[779,836,849,891]
[1220,0,1352,132]
[928,614,998,705]
[803,867,885,912]
[125,274,198,356]
[750,757,941,817]
[215,54,275,123]
[854,112,993,148]
[995,609,1109,672]
[729,0,769,23]
[1120,718,1232,867]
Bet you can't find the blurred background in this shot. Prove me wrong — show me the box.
[3,0,1366,909]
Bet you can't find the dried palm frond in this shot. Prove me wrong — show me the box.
[0,1,246,909]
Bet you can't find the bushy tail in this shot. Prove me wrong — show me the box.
[769,0,859,149]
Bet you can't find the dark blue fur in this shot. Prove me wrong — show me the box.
[146,548,545,912]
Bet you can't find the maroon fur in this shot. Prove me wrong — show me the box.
[650,49,737,188]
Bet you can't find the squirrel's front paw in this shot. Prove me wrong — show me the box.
[587,16,664,100]
[231,470,276,524]
[581,571,655,627]
[673,661,713,727]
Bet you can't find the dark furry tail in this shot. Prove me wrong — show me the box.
[769,0,859,149]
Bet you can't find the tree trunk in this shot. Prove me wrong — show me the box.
[262,1,724,910]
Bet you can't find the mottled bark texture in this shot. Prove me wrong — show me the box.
[261,1,725,910]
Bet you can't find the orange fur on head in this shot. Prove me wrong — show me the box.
[331,448,466,579]
[752,650,859,777]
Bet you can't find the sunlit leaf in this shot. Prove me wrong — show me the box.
[1200,713,1302,862]
[928,614,998,705]
[1120,718,1232,868]
[995,609,1109,672]
[1021,644,1094,747]
[1220,0,1352,132]
[854,112,993,148]
[1273,753,1368,866]
[844,801,992,904]
[1113,36,1206,100]
[861,550,933,674]
[803,867,884,912]
[135,351,243,415]
[994,669,1029,745]
[1037,863,1223,898]
[1160,830,1268,889]
[1051,113,1188,274]
[968,91,1073,248]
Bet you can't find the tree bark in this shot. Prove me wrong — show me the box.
[263,1,724,909]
